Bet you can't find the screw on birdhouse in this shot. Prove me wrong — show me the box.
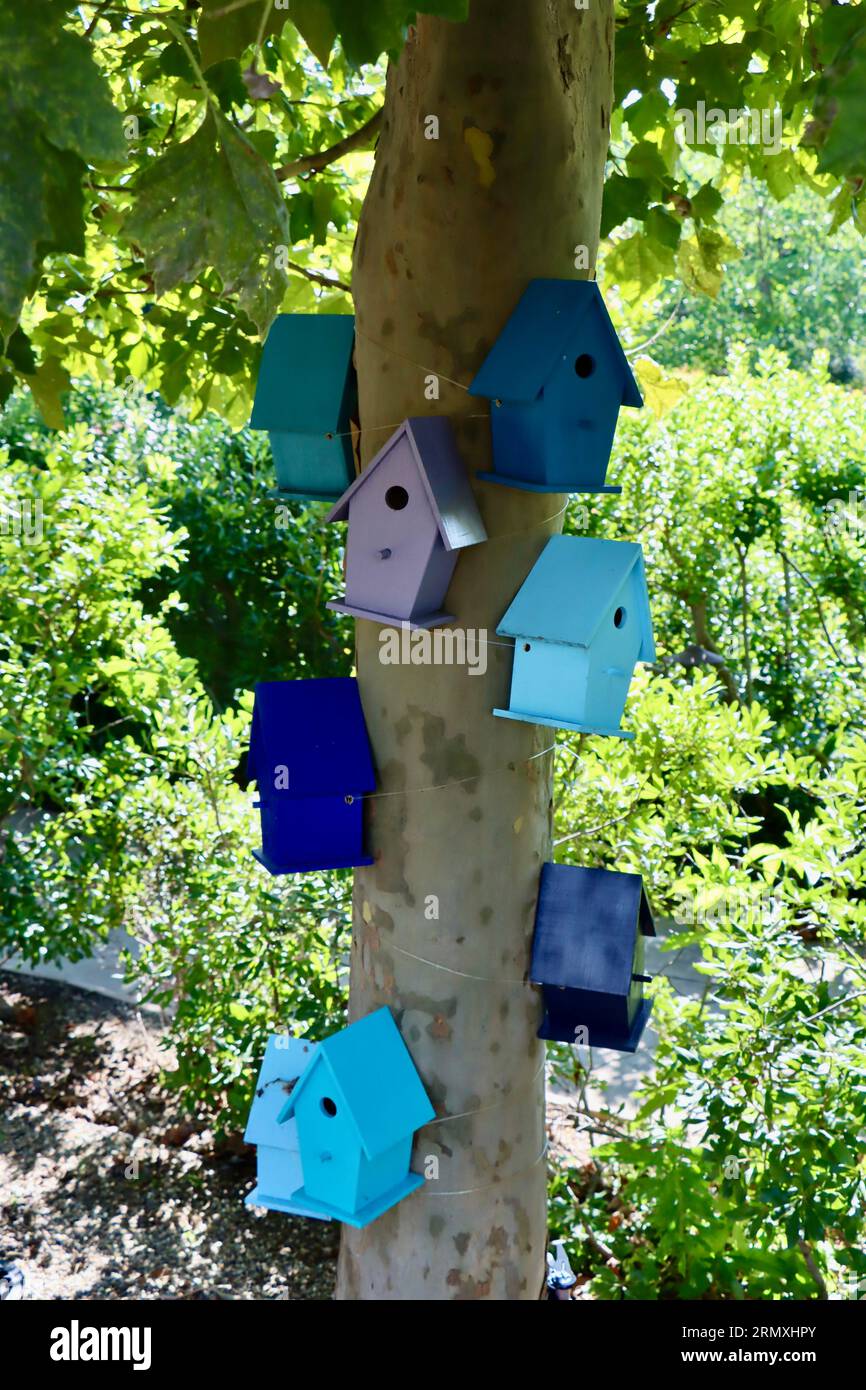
[344,794,354,804]
[546,1239,576,1300]
[632,973,652,984]
[320,1151,333,1163]
[378,548,392,560]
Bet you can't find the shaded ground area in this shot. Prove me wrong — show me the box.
[0,971,339,1301]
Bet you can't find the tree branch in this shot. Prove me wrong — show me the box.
[288,261,351,294]
[277,109,383,181]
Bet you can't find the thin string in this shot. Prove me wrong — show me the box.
[388,939,530,986]
[354,324,475,394]
[420,1142,549,1197]
[424,1058,547,1126]
[355,742,555,802]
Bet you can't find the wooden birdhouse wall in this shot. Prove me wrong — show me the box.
[543,315,622,490]
[508,640,589,723]
[582,575,643,729]
[259,794,363,871]
[342,440,457,622]
[358,1142,411,1209]
[294,1084,362,1211]
[489,397,546,487]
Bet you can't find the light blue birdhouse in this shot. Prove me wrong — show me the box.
[244,1035,329,1219]
[493,536,655,739]
[468,279,642,494]
[250,314,358,502]
[277,1007,435,1228]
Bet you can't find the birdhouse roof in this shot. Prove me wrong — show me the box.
[244,1035,319,1152]
[279,1007,435,1160]
[530,863,655,996]
[325,417,487,551]
[496,536,655,661]
[247,677,376,799]
[468,279,642,407]
[250,313,356,435]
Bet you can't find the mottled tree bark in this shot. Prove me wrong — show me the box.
[337,0,613,1301]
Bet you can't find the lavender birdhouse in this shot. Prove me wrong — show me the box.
[325,417,487,629]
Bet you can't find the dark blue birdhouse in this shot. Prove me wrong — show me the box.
[493,536,655,739]
[326,417,487,628]
[530,862,656,1052]
[278,1007,435,1227]
[468,279,642,494]
[246,677,375,874]
[250,314,358,502]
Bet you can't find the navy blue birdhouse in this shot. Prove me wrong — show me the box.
[278,1007,435,1227]
[468,279,642,494]
[326,417,487,628]
[247,677,375,874]
[244,1035,329,1219]
[530,862,656,1052]
[250,314,358,501]
[493,536,655,739]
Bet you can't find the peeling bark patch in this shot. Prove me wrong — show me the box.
[463,126,496,187]
[419,711,481,787]
[479,905,493,925]
[430,1216,446,1237]
[385,247,399,277]
[487,1225,509,1255]
[454,1231,471,1255]
[380,315,395,335]
[428,1013,452,1041]
[447,1269,492,1299]
[468,805,482,822]
[556,35,575,92]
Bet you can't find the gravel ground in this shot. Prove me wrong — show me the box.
[0,971,339,1301]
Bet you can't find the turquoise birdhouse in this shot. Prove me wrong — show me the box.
[244,1035,329,1219]
[277,1007,435,1228]
[493,536,655,739]
[468,279,642,494]
[250,314,358,502]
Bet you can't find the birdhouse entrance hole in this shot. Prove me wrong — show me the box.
[574,354,595,378]
[320,1097,338,1117]
[614,606,627,629]
[385,485,409,510]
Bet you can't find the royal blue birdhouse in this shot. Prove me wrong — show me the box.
[530,862,656,1052]
[277,1007,435,1228]
[244,1035,329,1219]
[247,677,375,874]
[468,279,642,494]
[493,535,655,739]
[250,314,358,502]
[325,417,487,628]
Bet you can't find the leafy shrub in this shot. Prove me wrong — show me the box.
[0,414,348,1130]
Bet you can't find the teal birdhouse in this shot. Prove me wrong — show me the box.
[468,279,642,494]
[278,1008,435,1228]
[250,314,358,502]
[243,1035,329,1219]
[493,536,655,738]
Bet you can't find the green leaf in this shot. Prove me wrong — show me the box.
[197,0,290,68]
[0,4,125,337]
[605,231,676,304]
[646,205,682,250]
[291,0,338,68]
[124,111,289,335]
[326,0,414,66]
[818,46,866,178]
[677,229,739,299]
[23,354,70,429]
[601,175,651,238]
[690,182,723,224]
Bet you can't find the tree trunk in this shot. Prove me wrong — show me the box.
[337,0,613,1301]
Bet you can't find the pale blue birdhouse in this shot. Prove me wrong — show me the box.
[493,536,655,739]
[468,279,642,494]
[244,1035,329,1219]
[250,314,358,502]
[277,1007,435,1228]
